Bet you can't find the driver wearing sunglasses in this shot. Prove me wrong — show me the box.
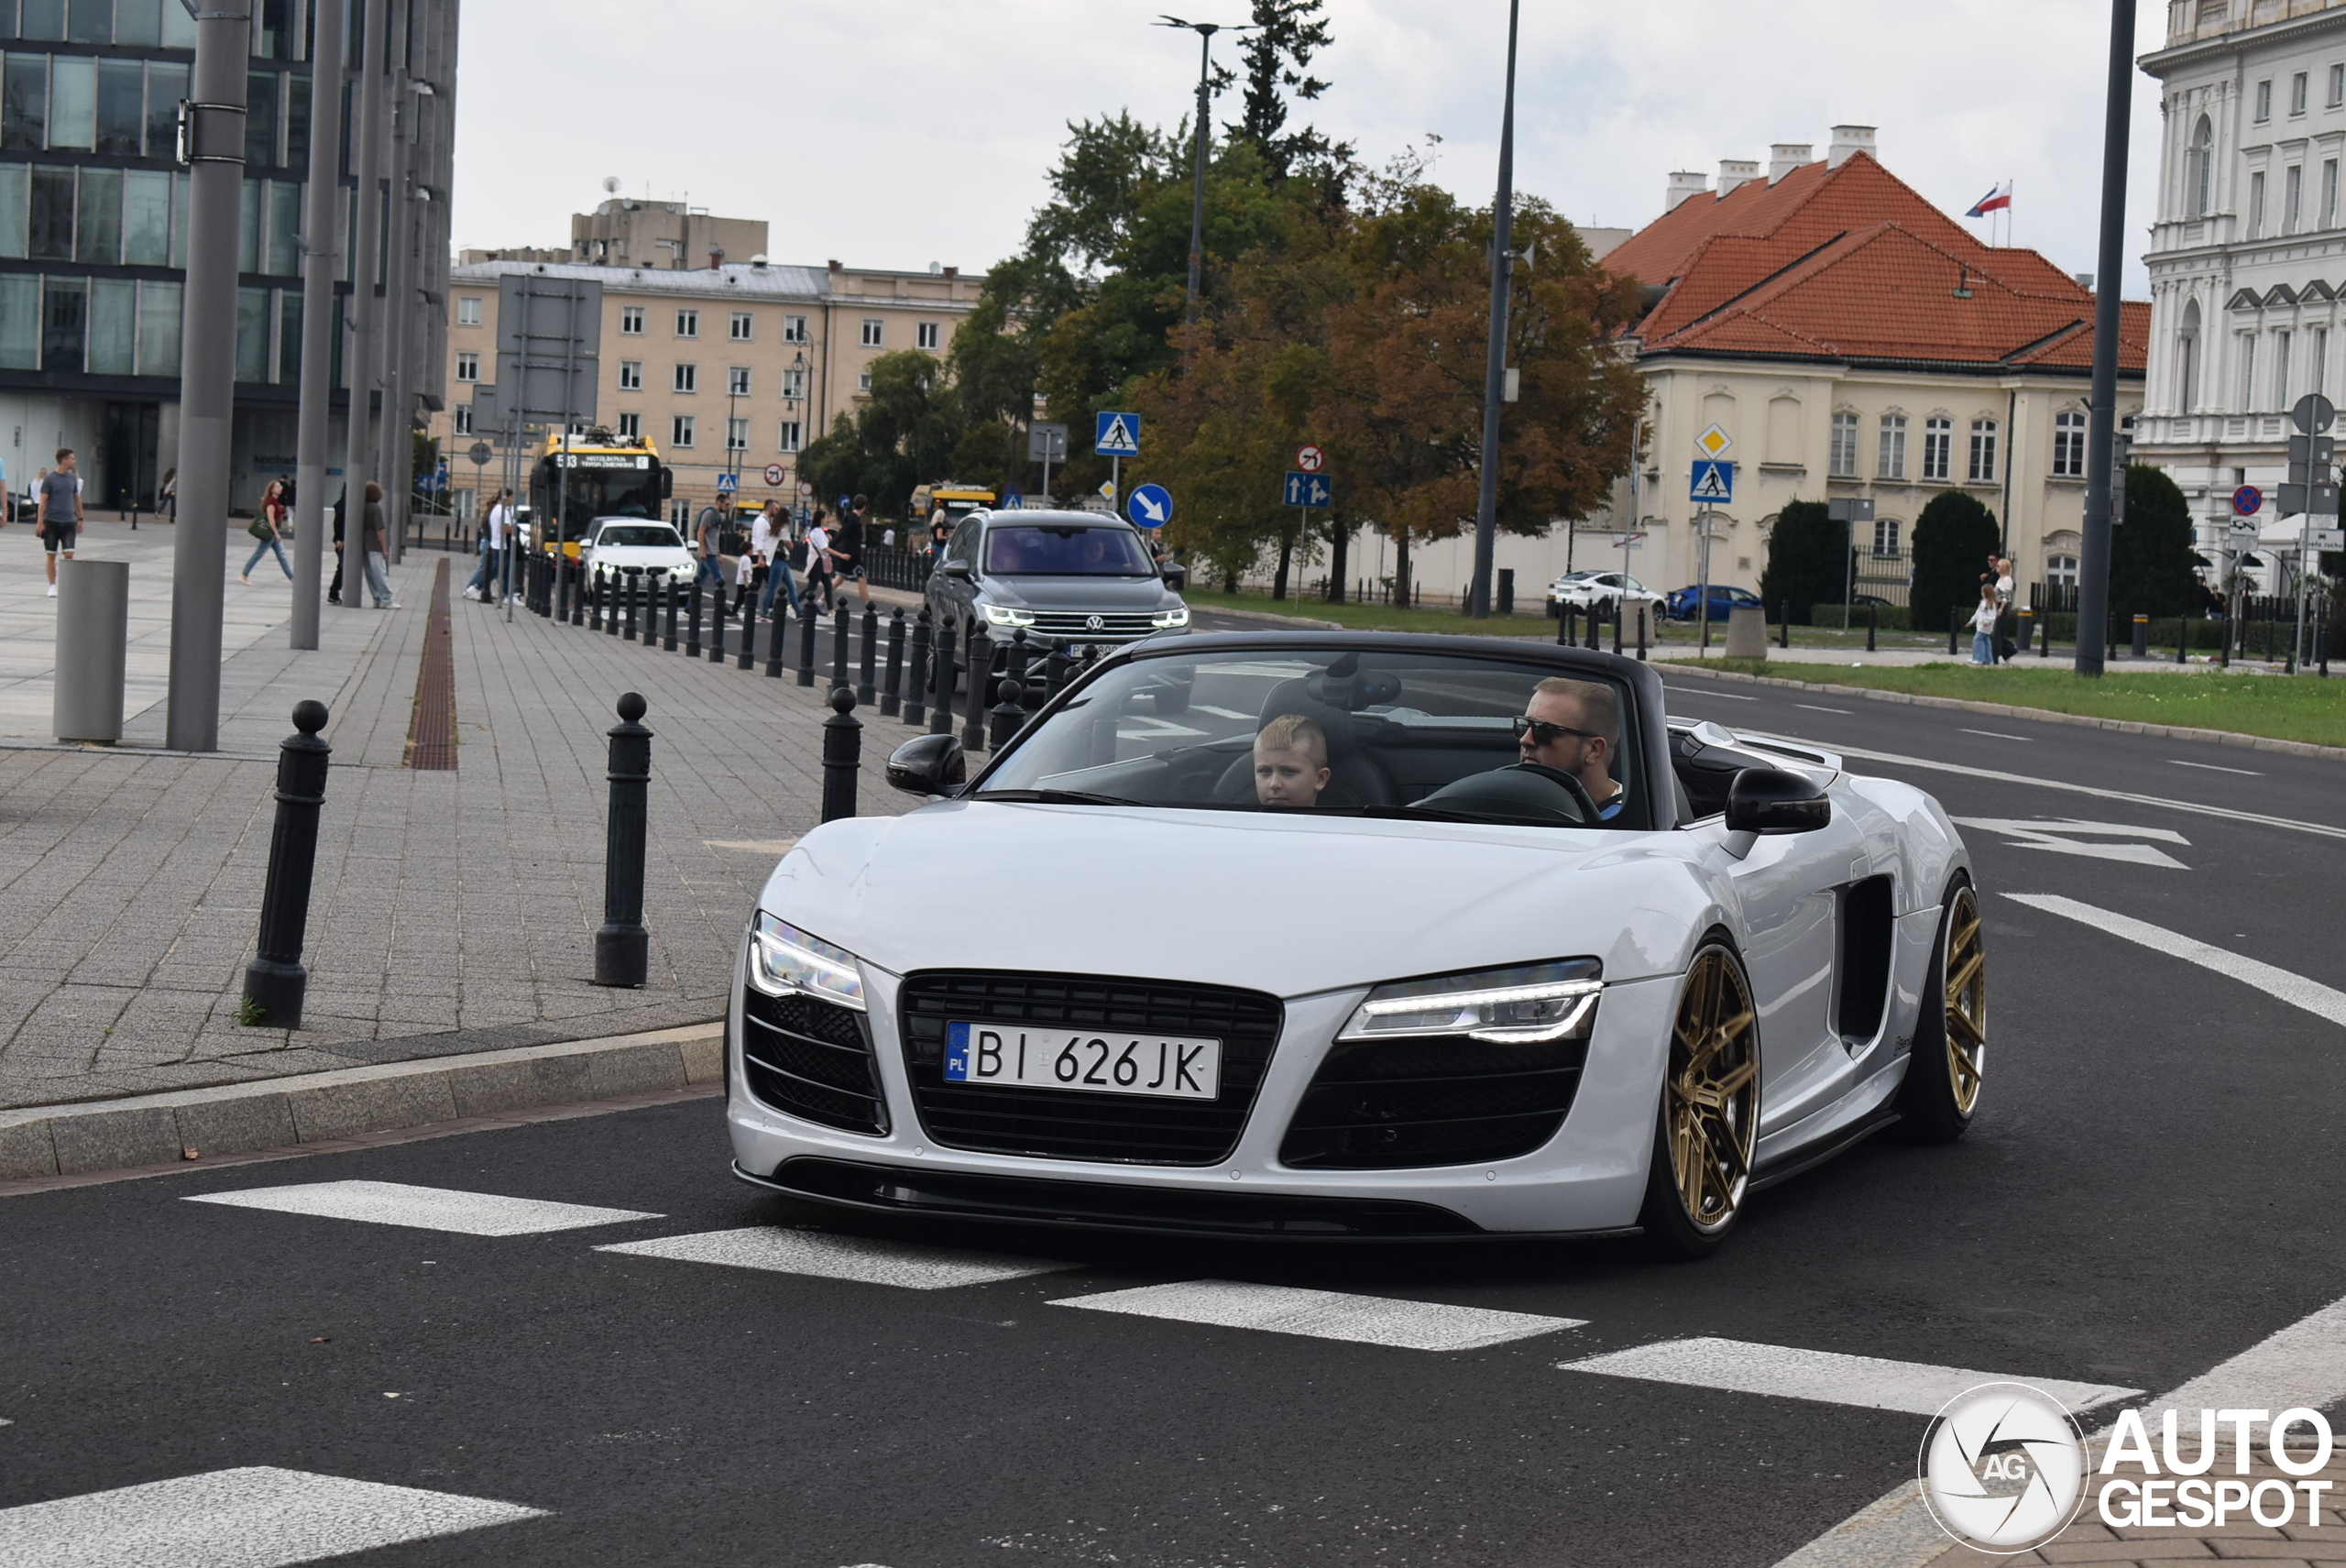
[1513,677,1626,821]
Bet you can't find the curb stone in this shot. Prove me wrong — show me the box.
[1657,661,2346,763]
[0,1022,723,1182]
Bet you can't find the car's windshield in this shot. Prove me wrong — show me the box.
[595,524,683,549]
[984,524,1153,576]
[975,647,1647,830]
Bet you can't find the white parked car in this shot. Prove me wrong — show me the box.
[1547,570,1667,616]
[724,633,1984,1256]
[580,517,694,587]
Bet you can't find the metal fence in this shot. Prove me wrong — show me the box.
[1851,548,1913,609]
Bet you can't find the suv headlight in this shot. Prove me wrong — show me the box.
[749,913,866,1011]
[981,604,1036,627]
[1151,606,1190,629]
[1338,959,1600,1044]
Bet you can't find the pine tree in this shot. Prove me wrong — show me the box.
[1227,0,1341,181]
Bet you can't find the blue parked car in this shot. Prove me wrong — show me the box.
[1666,584,1766,622]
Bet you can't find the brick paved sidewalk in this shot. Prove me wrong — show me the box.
[0,536,924,1111]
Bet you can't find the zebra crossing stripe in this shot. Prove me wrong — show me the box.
[0,1465,544,1567]
[1558,1336,2142,1416]
[1052,1280,1584,1352]
[594,1227,1070,1288]
[183,1180,660,1236]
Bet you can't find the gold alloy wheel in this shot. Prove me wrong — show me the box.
[1943,885,1986,1115]
[1666,948,1760,1231]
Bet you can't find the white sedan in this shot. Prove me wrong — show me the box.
[1547,570,1667,617]
[580,517,694,587]
[722,633,1984,1256]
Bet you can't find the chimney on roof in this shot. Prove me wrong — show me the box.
[1769,143,1813,183]
[1665,170,1711,213]
[2076,272,2095,291]
[1827,125,1878,170]
[1718,159,1760,197]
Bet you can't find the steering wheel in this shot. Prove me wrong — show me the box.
[1404,762,1601,826]
[1507,762,1600,821]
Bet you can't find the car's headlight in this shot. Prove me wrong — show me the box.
[1151,606,1190,629]
[981,604,1035,627]
[1338,959,1600,1044]
[748,913,866,1011]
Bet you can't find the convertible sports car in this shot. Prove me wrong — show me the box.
[727,634,1984,1255]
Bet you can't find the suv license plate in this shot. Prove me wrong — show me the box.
[944,1021,1222,1101]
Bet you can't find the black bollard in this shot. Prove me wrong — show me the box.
[1947,608,1960,657]
[833,604,852,690]
[1611,600,1622,656]
[685,577,703,657]
[962,626,992,751]
[797,600,819,685]
[707,579,728,663]
[553,554,567,622]
[859,604,880,705]
[593,692,652,988]
[927,619,956,735]
[2132,613,2150,660]
[569,556,585,626]
[881,609,905,716]
[660,575,677,652]
[1867,601,1878,652]
[1779,600,1791,649]
[1044,641,1072,700]
[1584,601,1600,651]
[1556,602,1573,647]
[904,610,931,727]
[589,568,604,632]
[737,591,758,670]
[240,700,334,1029]
[821,685,863,823]
[989,630,1032,747]
[2176,616,2188,664]
[765,601,788,678]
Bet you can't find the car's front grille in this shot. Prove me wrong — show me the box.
[898,971,1282,1165]
[1025,610,1157,638]
[740,985,887,1135]
[1278,1031,1589,1170]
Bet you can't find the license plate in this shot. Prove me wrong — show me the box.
[943,1021,1222,1100]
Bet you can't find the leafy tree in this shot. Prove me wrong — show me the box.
[1910,490,2001,636]
[1757,501,1846,624]
[795,351,961,519]
[2109,464,2198,618]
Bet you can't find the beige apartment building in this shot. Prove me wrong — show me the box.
[433,256,983,525]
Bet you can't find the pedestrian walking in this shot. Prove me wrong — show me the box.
[327,488,345,604]
[833,494,873,608]
[1969,583,2001,665]
[1989,553,2017,663]
[360,481,397,609]
[241,477,293,582]
[803,508,836,612]
[36,448,83,596]
[755,499,801,620]
[467,488,510,602]
[695,504,726,595]
[159,466,176,522]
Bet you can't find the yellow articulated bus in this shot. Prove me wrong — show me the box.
[527,431,672,558]
[909,481,996,526]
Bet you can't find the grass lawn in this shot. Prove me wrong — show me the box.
[1181,588,1560,638]
[1676,659,2346,749]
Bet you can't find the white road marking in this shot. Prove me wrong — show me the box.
[2169,758,2263,776]
[1748,735,2346,843]
[1558,1337,2140,1417]
[183,1180,659,1236]
[704,838,800,855]
[595,1227,1070,1288]
[1795,703,1851,715]
[0,1466,544,1567]
[1951,817,2191,870]
[2007,894,2346,1028]
[1959,728,2032,741]
[1052,1280,1583,1351]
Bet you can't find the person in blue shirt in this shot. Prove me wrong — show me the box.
[1513,677,1627,822]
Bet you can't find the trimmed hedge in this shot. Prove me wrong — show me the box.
[1808,603,1911,631]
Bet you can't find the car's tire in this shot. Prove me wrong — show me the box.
[1637,939,1761,1260]
[1897,877,1984,1144]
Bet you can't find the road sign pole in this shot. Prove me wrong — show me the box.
[2074,0,2137,677]
[1468,0,1523,620]
[288,0,345,652]
[2299,512,2314,671]
[1695,512,1710,655]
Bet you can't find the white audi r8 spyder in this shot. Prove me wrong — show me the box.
[726,634,1984,1255]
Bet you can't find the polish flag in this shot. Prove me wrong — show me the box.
[1967,181,2013,218]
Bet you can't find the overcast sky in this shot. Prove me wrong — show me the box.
[450,2,2172,297]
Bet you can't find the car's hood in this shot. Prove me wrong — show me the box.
[979,576,1181,611]
[758,802,1703,998]
[588,543,690,564]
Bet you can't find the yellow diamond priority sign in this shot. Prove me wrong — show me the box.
[1695,423,1734,459]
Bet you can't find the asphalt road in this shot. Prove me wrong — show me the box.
[5,673,2344,1567]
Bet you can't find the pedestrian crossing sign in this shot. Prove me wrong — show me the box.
[1094,411,1142,457]
[1689,460,1734,504]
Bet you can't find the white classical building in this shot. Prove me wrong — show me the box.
[2137,0,2346,583]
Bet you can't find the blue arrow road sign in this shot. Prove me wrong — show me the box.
[1127,483,1173,529]
[1284,471,1332,508]
[1689,460,1734,504]
[715,472,740,494]
[1095,411,1142,456]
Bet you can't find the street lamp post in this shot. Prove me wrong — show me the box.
[1468,0,1524,620]
[1157,15,1253,323]
[2075,0,2138,677]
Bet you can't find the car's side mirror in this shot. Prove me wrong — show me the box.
[942,559,972,579]
[885,732,966,796]
[1160,561,1187,590]
[1725,767,1830,835]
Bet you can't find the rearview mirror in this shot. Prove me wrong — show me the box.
[1725,768,1830,835]
[885,733,966,797]
[942,559,972,579]
[1160,562,1188,590]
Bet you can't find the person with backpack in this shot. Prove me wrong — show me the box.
[241,477,293,582]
